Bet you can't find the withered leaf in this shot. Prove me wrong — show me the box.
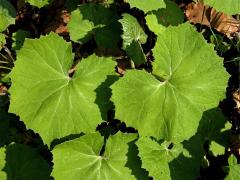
[185,1,239,37]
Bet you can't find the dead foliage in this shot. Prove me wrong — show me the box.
[185,0,240,37]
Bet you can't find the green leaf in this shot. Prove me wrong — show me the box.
[197,108,231,156]
[225,155,240,180]
[125,40,146,66]
[119,13,147,48]
[0,148,6,180]
[146,0,184,35]
[68,9,94,44]
[126,140,149,180]
[0,0,16,32]
[204,0,240,15]
[0,144,51,179]
[137,135,204,179]
[111,23,229,142]
[68,3,120,48]
[0,110,15,147]
[119,13,148,65]
[52,132,137,180]
[0,33,6,47]
[9,33,116,146]
[198,108,228,141]
[25,0,52,8]
[125,0,166,13]
[12,30,30,50]
[209,141,225,156]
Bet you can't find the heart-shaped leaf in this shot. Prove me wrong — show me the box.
[9,33,115,146]
[111,23,229,142]
[52,132,137,180]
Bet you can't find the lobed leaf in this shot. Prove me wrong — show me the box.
[9,33,116,146]
[52,132,137,180]
[111,23,230,142]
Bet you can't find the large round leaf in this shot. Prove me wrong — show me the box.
[111,23,229,142]
[9,33,115,146]
[52,132,137,180]
[0,0,16,32]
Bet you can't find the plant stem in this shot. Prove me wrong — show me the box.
[0,60,8,64]
[0,66,12,70]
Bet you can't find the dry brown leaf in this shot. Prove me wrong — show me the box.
[233,89,240,113]
[117,59,132,75]
[185,1,239,37]
[0,85,7,95]
[44,9,70,35]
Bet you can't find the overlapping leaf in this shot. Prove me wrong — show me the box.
[125,0,166,13]
[0,0,16,32]
[111,23,229,142]
[0,144,51,179]
[9,33,115,146]
[119,13,147,65]
[52,132,137,180]
[12,30,30,50]
[68,3,121,48]
[197,108,231,156]
[136,135,204,179]
[204,0,240,15]
[146,0,184,35]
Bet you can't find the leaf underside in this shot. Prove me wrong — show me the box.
[119,13,148,65]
